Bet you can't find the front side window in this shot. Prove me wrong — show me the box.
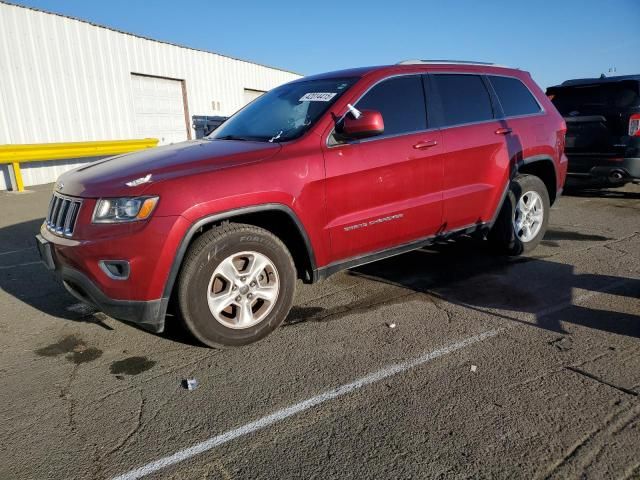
[210,78,355,142]
[354,75,427,136]
[489,75,541,117]
[432,74,494,127]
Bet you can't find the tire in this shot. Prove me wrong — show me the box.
[178,223,296,348]
[488,174,550,255]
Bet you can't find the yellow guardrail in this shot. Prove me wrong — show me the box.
[0,138,159,192]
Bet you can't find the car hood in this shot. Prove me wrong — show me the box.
[56,139,281,197]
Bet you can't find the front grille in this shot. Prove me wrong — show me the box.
[46,193,82,237]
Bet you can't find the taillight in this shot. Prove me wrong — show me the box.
[630,113,640,137]
[547,93,555,101]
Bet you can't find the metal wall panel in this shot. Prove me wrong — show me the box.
[0,2,302,189]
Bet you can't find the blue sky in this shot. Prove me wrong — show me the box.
[11,0,640,88]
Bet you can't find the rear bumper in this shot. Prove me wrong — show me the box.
[567,155,640,184]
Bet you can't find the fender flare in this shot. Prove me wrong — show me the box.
[515,154,557,177]
[161,203,317,300]
[489,154,558,228]
[515,154,558,202]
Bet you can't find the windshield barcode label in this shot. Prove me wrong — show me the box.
[299,92,337,102]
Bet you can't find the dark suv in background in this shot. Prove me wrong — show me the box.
[547,75,640,188]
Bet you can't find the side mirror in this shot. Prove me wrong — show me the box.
[341,110,384,139]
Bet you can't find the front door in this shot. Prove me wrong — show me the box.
[322,75,444,262]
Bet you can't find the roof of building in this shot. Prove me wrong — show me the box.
[0,0,302,76]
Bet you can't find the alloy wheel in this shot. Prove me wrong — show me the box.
[513,190,544,243]
[206,251,280,329]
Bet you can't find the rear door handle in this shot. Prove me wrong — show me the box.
[413,140,438,149]
[495,127,512,135]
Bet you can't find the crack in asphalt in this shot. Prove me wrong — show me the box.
[564,366,638,397]
[92,391,146,478]
[107,391,146,456]
[60,363,80,433]
[622,462,640,480]
[540,401,640,480]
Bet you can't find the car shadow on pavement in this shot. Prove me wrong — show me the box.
[564,187,640,200]
[0,218,115,330]
[2,218,638,344]
[349,236,640,339]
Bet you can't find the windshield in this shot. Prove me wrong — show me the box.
[210,78,355,142]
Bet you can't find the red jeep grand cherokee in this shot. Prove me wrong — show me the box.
[37,60,567,347]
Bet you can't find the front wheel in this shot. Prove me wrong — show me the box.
[178,223,296,348]
[488,174,550,255]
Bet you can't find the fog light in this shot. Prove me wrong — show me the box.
[99,260,130,280]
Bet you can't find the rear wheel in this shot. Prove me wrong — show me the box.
[489,174,550,255]
[178,223,296,348]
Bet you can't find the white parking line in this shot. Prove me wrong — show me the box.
[0,246,36,256]
[112,329,502,480]
[0,261,42,270]
[113,276,637,479]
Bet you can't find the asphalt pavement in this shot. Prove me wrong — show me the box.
[0,183,639,479]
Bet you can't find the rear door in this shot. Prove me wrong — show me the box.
[322,74,444,262]
[547,81,640,163]
[430,73,511,230]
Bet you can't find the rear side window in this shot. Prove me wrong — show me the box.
[489,75,541,117]
[432,74,493,126]
[355,75,427,136]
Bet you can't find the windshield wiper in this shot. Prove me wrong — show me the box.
[214,135,250,141]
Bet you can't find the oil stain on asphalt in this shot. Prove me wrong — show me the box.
[35,335,103,364]
[110,356,156,376]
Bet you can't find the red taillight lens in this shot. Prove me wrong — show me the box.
[630,113,640,137]
[547,93,555,101]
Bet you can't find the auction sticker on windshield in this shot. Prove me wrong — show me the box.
[299,92,337,102]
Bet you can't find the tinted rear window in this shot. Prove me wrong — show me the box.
[489,75,541,117]
[432,74,493,126]
[355,75,427,136]
[548,82,640,114]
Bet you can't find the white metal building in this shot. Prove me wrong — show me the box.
[0,1,302,190]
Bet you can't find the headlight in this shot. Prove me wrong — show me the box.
[92,196,159,223]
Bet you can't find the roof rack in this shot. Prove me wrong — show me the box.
[397,59,508,67]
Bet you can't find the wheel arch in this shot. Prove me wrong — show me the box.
[162,204,317,301]
[516,155,558,204]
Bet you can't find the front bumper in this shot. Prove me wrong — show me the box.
[36,212,188,332]
[36,233,168,332]
[61,266,168,333]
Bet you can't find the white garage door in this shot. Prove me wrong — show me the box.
[132,74,189,145]
[243,88,266,106]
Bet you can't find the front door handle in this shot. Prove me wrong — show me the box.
[413,140,438,149]
[495,127,513,135]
